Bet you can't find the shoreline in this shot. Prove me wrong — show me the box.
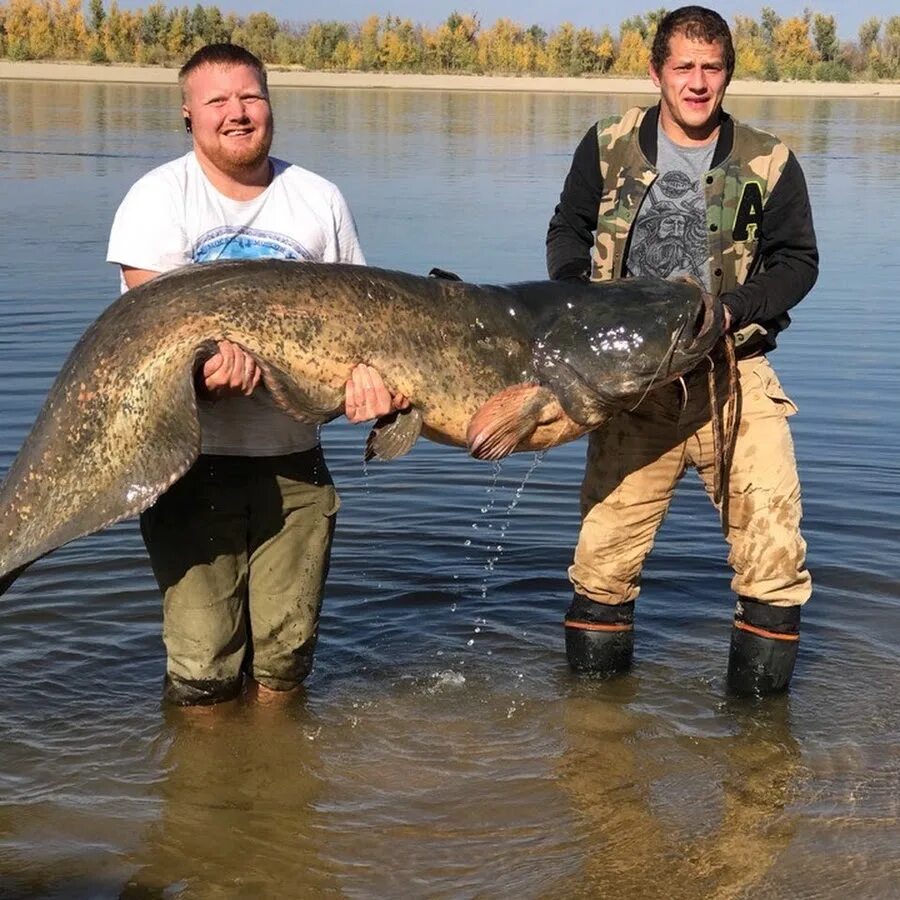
[1,60,899,97]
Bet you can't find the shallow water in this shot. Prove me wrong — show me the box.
[0,82,898,898]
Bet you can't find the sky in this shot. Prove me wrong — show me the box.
[192,2,894,41]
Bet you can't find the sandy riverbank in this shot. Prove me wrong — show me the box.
[1,60,899,97]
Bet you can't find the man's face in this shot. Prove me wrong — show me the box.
[650,31,728,144]
[658,213,686,239]
[182,63,273,176]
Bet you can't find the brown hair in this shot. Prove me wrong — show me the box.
[650,6,735,84]
[178,43,268,100]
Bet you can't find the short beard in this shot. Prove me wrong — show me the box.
[209,127,274,179]
[635,236,689,279]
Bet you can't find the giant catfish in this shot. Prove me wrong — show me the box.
[0,260,722,594]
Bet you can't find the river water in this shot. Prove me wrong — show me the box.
[0,81,898,899]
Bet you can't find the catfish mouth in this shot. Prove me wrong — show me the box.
[534,285,723,423]
[638,287,720,395]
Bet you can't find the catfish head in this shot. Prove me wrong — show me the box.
[532,276,722,426]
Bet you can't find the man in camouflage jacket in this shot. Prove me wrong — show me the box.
[546,6,818,695]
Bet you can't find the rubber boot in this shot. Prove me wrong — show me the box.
[727,598,800,697]
[564,593,634,676]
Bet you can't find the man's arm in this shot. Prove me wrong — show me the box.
[719,152,819,329]
[330,186,367,266]
[546,125,603,282]
[121,266,160,290]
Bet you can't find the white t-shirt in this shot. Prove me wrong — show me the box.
[107,152,366,456]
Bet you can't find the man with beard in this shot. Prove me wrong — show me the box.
[627,195,708,283]
[107,43,404,707]
[545,7,818,695]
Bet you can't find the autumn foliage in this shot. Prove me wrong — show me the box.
[0,2,897,82]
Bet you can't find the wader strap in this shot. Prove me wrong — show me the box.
[708,334,739,510]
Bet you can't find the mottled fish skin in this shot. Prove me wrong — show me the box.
[0,260,719,593]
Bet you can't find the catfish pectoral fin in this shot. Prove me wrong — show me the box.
[467,384,559,461]
[520,408,598,452]
[366,407,424,462]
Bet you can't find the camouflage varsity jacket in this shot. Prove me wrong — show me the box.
[546,105,818,350]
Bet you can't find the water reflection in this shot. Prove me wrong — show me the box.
[120,700,339,898]
[555,686,802,898]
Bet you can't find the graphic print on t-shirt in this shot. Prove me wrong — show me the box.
[193,226,314,263]
[627,171,708,282]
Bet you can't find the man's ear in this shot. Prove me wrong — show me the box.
[182,104,192,133]
[648,63,661,88]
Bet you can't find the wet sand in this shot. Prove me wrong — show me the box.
[1,60,899,97]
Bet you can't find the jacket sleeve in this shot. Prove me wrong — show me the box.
[720,151,818,328]
[546,125,603,282]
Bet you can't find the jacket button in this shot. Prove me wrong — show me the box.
[706,175,714,184]
[714,268,723,277]
[710,224,718,232]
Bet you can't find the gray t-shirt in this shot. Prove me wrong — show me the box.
[626,129,715,292]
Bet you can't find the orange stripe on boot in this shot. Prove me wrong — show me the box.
[735,621,799,642]
[565,620,634,633]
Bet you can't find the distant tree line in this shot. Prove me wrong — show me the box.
[1,2,899,82]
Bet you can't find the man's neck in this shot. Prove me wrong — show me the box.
[658,107,721,149]
[194,153,273,201]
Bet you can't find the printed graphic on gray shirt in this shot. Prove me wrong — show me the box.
[626,131,715,292]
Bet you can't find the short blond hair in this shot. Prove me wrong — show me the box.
[178,43,268,101]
